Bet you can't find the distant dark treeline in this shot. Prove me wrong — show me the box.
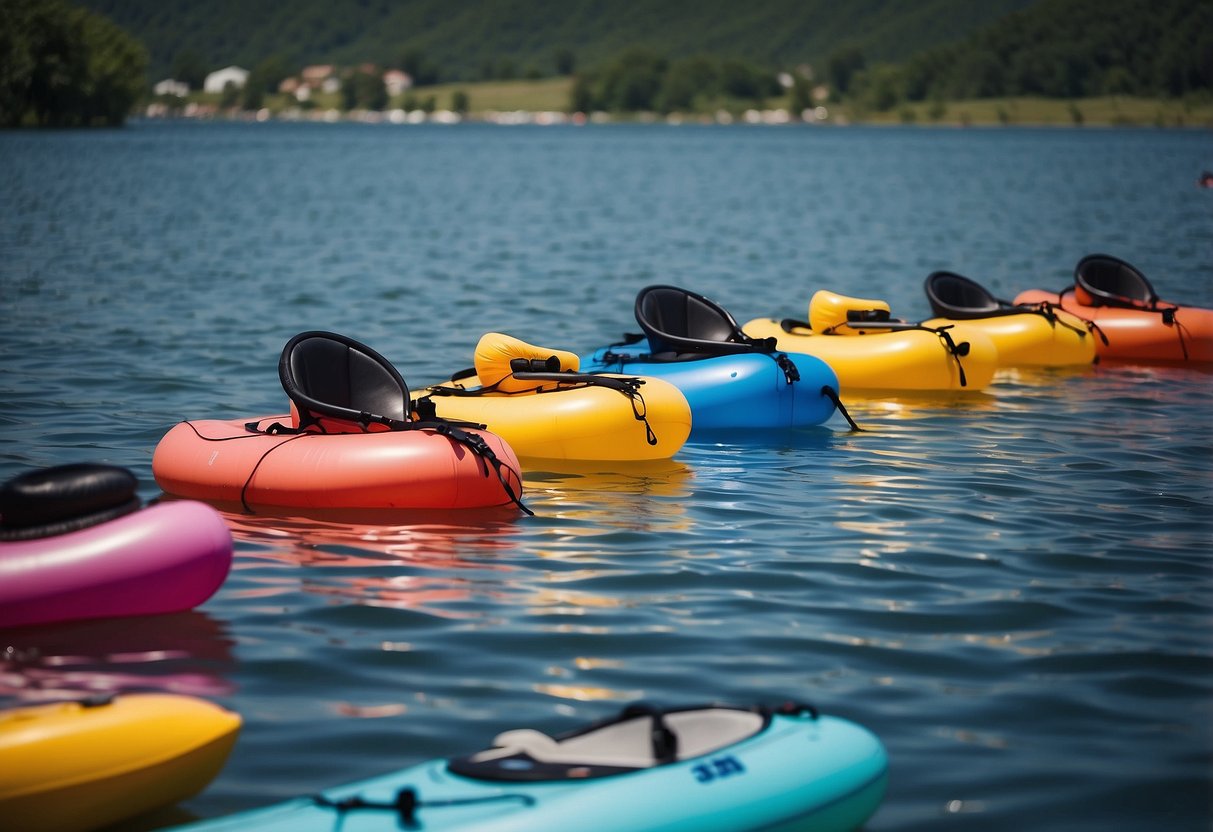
[76,0,1034,86]
[879,0,1211,106]
[570,0,1211,115]
[0,0,147,127]
[570,51,786,114]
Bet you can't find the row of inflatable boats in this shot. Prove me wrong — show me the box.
[154,252,1211,513]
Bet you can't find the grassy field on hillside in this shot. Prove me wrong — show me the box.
[851,95,1213,128]
[189,77,1212,128]
[424,78,573,113]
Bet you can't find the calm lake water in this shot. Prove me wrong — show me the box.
[1,121,1211,831]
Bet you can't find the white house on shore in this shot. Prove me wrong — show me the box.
[203,66,249,94]
[153,78,190,97]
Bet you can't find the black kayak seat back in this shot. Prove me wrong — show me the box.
[1075,254,1157,307]
[279,330,410,431]
[634,285,756,357]
[924,271,1006,319]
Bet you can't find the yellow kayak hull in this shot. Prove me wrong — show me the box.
[0,693,241,832]
[923,313,1096,367]
[742,318,998,393]
[416,374,691,462]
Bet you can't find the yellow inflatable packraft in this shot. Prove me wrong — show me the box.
[743,291,998,393]
[417,333,692,461]
[0,693,241,832]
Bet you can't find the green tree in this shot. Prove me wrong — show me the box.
[569,74,595,112]
[0,0,148,127]
[554,48,575,76]
[660,55,718,112]
[242,54,288,110]
[788,73,814,114]
[451,89,469,113]
[598,48,667,112]
[398,48,439,86]
[220,80,240,109]
[826,46,865,96]
[170,47,207,90]
[342,70,387,111]
[720,59,773,100]
[854,64,903,111]
[242,81,263,110]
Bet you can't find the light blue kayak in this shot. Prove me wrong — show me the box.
[171,703,887,832]
[580,284,847,433]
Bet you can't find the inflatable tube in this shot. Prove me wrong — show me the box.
[415,334,692,461]
[1014,255,1213,363]
[743,289,998,393]
[0,499,232,629]
[167,702,886,832]
[922,313,1095,367]
[579,348,839,432]
[1013,288,1213,363]
[742,317,998,393]
[153,417,525,511]
[417,378,691,461]
[921,270,1096,367]
[0,693,240,832]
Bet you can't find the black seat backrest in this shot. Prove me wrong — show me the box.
[1075,254,1157,307]
[924,271,1005,319]
[634,285,759,357]
[279,331,410,432]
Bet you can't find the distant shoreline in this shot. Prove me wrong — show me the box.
[141,77,1213,131]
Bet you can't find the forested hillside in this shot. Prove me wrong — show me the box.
[894,0,1210,101]
[75,0,1038,83]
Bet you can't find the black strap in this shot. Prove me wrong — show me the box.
[820,386,862,431]
[620,703,678,764]
[1171,311,1192,360]
[422,372,660,448]
[929,325,970,388]
[225,418,531,515]
[781,320,976,388]
[312,787,535,826]
[516,373,661,447]
[773,352,800,384]
[416,420,533,516]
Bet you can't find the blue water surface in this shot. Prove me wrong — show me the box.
[1,121,1211,831]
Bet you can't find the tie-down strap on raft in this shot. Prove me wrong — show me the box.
[231,416,532,515]
[419,361,661,447]
[781,314,980,389]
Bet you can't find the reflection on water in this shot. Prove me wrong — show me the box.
[0,612,237,703]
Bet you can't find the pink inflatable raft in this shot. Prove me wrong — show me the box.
[0,464,233,629]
